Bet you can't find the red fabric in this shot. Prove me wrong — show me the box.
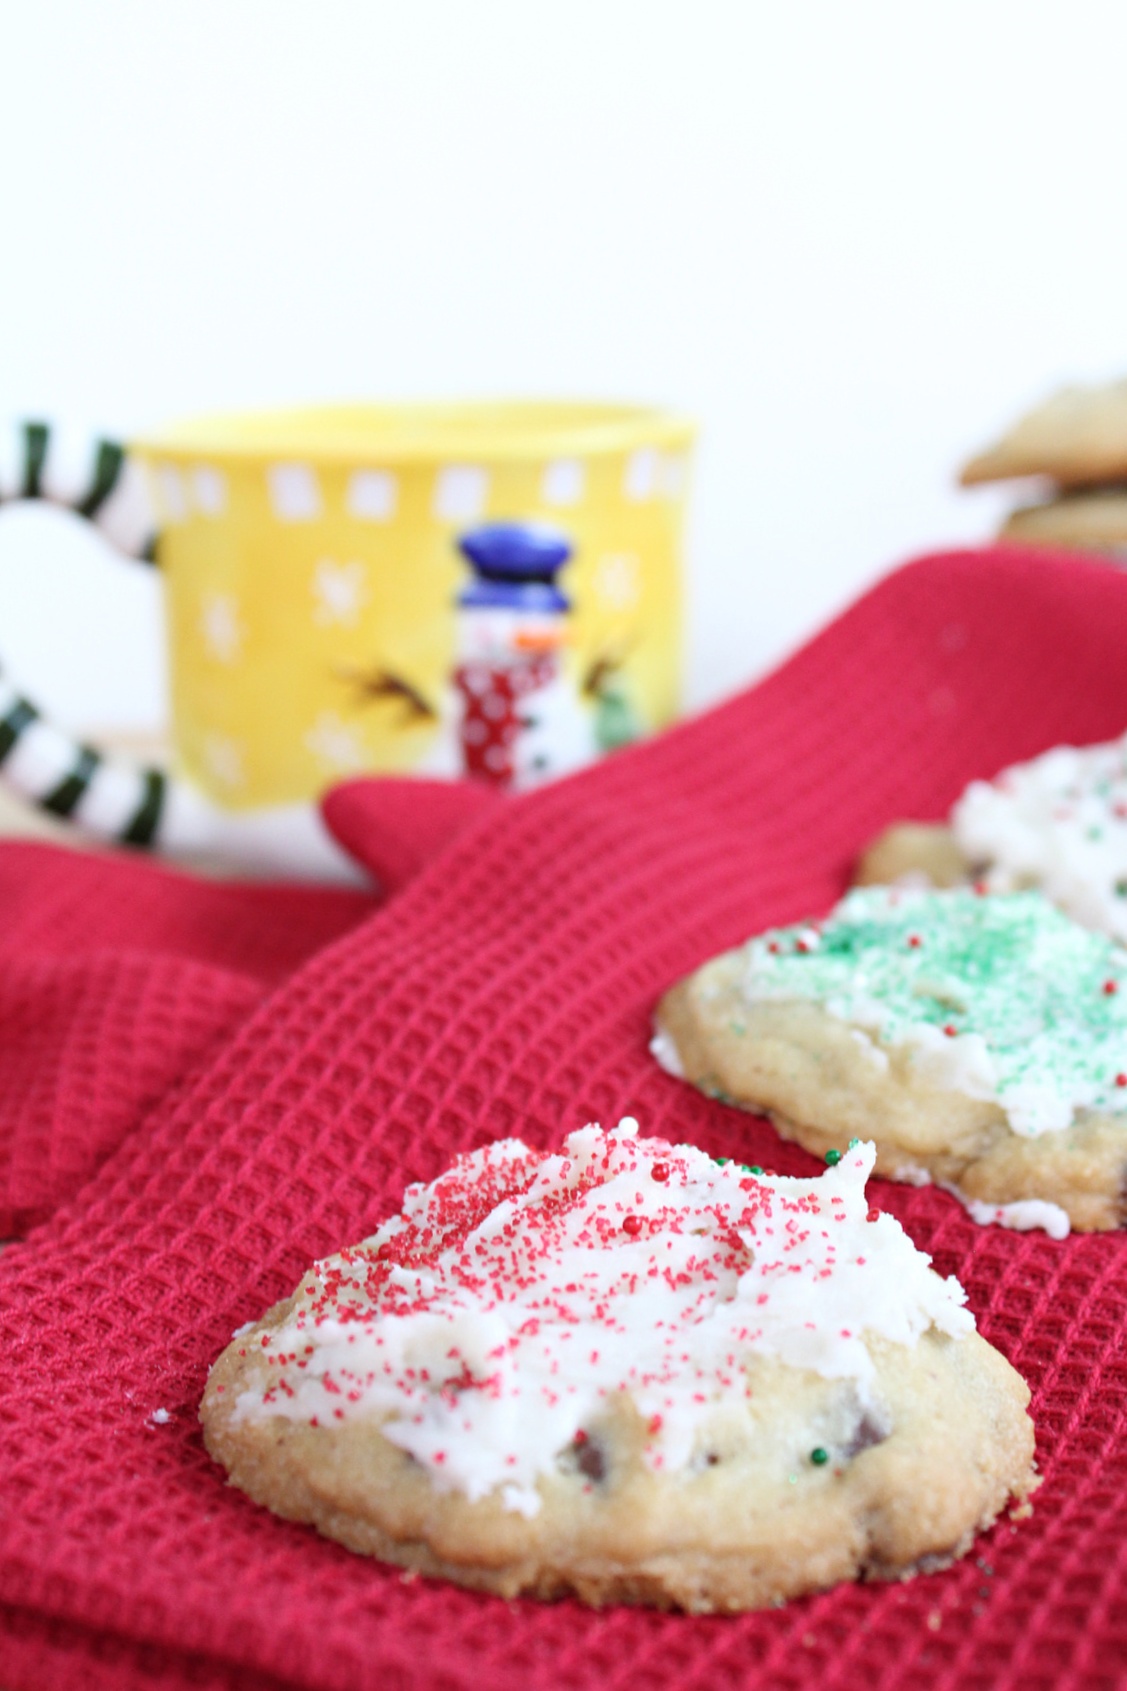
[0,844,377,1233]
[2,545,1127,1691]
[324,777,502,893]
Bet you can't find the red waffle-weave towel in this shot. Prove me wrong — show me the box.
[0,843,376,1233]
[3,546,1127,1691]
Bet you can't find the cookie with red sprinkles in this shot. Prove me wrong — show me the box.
[201,1120,1036,1611]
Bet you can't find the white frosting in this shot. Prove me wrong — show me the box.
[839,992,1000,1101]
[230,1122,973,1515]
[897,1175,1071,1238]
[954,1192,1071,1242]
[890,1164,933,1188]
[648,1027,684,1078]
[849,1027,891,1072]
[953,734,1127,940]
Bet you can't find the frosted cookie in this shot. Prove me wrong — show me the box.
[999,488,1127,556]
[854,823,969,892]
[856,733,1127,943]
[201,1123,1036,1612]
[654,887,1127,1233]
[960,379,1127,488]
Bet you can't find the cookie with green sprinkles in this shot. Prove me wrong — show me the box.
[653,886,1127,1233]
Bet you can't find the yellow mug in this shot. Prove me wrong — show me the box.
[0,403,694,878]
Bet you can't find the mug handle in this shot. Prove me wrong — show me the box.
[0,419,170,847]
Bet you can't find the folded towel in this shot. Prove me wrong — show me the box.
[0,844,376,1233]
[2,546,1126,1691]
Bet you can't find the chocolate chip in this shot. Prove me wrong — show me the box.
[686,1448,722,1474]
[577,1439,606,1481]
[843,1412,889,1459]
[559,1433,607,1484]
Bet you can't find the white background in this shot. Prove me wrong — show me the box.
[1,0,1125,737]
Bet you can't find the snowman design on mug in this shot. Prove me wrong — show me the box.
[0,413,681,878]
[453,524,595,790]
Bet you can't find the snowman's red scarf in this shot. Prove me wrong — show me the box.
[454,650,559,785]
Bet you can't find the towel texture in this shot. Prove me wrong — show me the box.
[0,846,376,1234]
[2,547,1126,1691]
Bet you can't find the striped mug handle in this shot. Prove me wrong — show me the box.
[0,419,172,847]
[0,422,363,881]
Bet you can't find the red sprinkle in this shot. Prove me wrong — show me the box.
[1105,980,1119,996]
[622,1214,643,1236]
[651,1163,670,1183]
[1117,1075,1127,1088]
[943,1023,958,1037]
[795,939,809,954]
[907,934,922,948]
[867,1206,881,1223]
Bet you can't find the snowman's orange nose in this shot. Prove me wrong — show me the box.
[514,629,566,654]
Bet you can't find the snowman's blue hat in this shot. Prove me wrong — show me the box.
[457,522,573,613]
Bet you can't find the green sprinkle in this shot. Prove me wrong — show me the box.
[824,1148,842,1166]
[847,1137,860,1149]
[742,887,1127,1135]
[748,1164,764,1176]
[810,1447,830,1466]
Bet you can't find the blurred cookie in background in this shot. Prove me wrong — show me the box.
[999,488,1127,558]
[961,379,1127,558]
[962,379,1127,489]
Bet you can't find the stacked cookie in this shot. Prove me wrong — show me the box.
[961,378,1127,556]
